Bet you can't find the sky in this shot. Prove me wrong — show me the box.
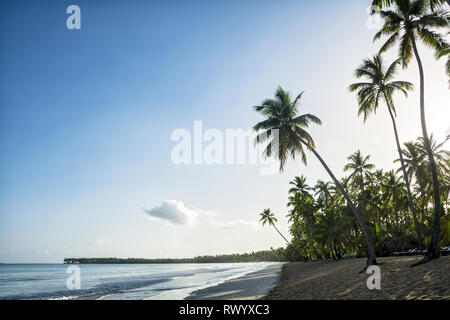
[0,0,448,263]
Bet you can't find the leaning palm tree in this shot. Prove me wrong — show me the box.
[259,208,291,246]
[349,55,424,248]
[253,87,377,268]
[374,0,449,263]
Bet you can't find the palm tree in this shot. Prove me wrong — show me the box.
[399,137,450,207]
[344,151,375,181]
[416,135,450,178]
[315,180,332,208]
[288,218,310,261]
[314,209,350,260]
[253,86,377,268]
[436,34,450,83]
[349,55,424,248]
[259,208,291,246]
[372,0,447,11]
[398,141,432,221]
[344,150,375,212]
[374,0,449,263]
[382,170,408,224]
[289,175,313,197]
[288,177,321,259]
[397,141,427,183]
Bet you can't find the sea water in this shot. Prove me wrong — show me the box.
[0,262,280,300]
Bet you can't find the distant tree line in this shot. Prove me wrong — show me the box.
[63,247,298,264]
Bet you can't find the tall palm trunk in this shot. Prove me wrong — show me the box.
[308,146,377,269]
[334,239,342,259]
[383,93,424,250]
[360,178,367,219]
[275,227,306,261]
[330,242,337,260]
[272,224,291,247]
[410,35,442,264]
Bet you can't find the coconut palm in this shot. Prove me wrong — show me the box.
[344,151,375,182]
[349,55,423,248]
[436,33,450,82]
[314,209,350,260]
[344,150,375,212]
[288,178,322,259]
[382,170,408,224]
[344,151,377,240]
[253,86,377,268]
[315,180,332,208]
[372,0,447,11]
[259,208,291,246]
[398,141,432,222]
[416,135,450,177]
[397,141,427,181]
[374,0,449,263]
[399,137,450,207]
[289,175,313,198]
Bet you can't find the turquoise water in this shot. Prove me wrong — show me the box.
[0,262,279,300]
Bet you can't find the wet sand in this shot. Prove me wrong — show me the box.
[186,263,285,300]
[265,256,450,300]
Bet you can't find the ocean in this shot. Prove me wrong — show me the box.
[0,262,279,300]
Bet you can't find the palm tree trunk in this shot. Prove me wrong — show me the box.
[410,35,442,264]
[361,179,367,220]
[334,239,341,260]
[330,242,337,260]
[383,94,424,250]
[272,224,291,247]
[309,147,377,269]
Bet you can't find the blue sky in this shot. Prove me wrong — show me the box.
[0,0,448,263]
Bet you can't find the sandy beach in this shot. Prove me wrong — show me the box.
[186,263,285,300]
[266,256,450,300]
[185,257,450,300]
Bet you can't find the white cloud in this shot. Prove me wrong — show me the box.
[143,200,206,226]
[143,200,258,229]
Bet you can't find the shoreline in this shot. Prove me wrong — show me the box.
[186,262,285,300]
[265,256,450,300]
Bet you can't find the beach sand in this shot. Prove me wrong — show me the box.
[186,263,285,300]
[265,256,450,300]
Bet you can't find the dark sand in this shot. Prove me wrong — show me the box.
[265,256,450,300]
[186,263,285,300]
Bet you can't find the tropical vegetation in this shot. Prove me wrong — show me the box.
[63,248,292,264]
[254,0,449,268]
